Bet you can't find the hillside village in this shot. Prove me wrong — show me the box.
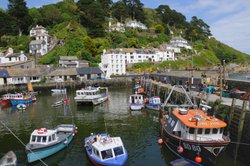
[0,0,249,86]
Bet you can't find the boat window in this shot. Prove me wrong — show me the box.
[37,136,42,142]
[212,128,218,134]
[48,136,52,142]
[42,136,47,143]
[189,128,195,134]
[31,136,36,142]
[101,149,113,160]
[114,146,124,156]
[94,148,100,158]
[205,129,210,134]
[77,92,80,95]
[197,128,203,134]
[170,120,175,127]
[220,128,224,134]
[52,134,55,140]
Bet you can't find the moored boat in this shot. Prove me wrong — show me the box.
[25,124,77,163]
[160,106,230,166]
[74,86,109,105]
[83,133,128,166]
[0,150,17,166]
[128,94,144,111]
[1,93,24,105]
[10,95,34,106]
[145,96,161,111]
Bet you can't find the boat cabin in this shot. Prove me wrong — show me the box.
[129,94,144,104]
[91,137,125,161]
[165,108,227,141]
[149,96,161,104]
[2,93,24,99]
[76,87,107,97]
[29,128,58,145]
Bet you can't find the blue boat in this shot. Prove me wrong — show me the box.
[128,94,144,111]
[10,97,33,106]
[171,158,203,166]
[145,96,161,111]
[25,124,77,163]
[84,133,128,166]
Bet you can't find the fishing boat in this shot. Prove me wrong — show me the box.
[25,124,77,163]
[74,86,109,105]
[128,94,144,111]
[83,133,128,166]
[10,95,34,106]
[160,86,230,166]
[1,93,24,105]
[145,96,161,111]
[0,151,17,166]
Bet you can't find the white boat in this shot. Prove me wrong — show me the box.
[74,87,109,105]
[25,124,77,163]
[0,151,17,166]
[84,133,128,166]
[145,96,161,111]
[16,103,27,110]
[128,94,144,111]
[51,99,64,107]
[51,88,67,95]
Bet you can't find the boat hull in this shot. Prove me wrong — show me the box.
[26,134,74,163]
[75,95,109,106]
[10,98,33,106]
[129,104,144,111]
[1,99,10,105]
[145,104,161,111]
[160,125,229,166]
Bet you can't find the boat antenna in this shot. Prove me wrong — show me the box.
[0,120,48,166]
[105,121,108,135]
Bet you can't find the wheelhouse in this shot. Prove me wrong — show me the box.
[29,128,57,145]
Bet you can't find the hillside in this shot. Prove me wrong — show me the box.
[0,0,249,71]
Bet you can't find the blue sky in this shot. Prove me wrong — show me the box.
[1,0,250,54]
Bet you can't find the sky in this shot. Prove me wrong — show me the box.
[0,0,249,55]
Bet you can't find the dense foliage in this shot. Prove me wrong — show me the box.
[0,0,249,68]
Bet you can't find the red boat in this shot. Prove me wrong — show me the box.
[1,93,25,105]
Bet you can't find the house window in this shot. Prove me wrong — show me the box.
[9,57,11,61]
[130,56,134,59]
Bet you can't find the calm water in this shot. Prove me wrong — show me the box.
[0,88,245,166]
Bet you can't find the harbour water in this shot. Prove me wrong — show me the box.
[0,88,246,166]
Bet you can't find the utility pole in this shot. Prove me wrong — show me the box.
[219,65,222,100]
[223,59,226,86]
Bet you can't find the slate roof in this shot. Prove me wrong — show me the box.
[8,68,42,77]
[30,40,45,45]
[60,56,78,61]
[47,68,77,76]
[76,67,102,75]
[0,69,9,78]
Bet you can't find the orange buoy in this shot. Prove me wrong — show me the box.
[177,146,184,154]
[158,138,163,144]
[195,156,202,163]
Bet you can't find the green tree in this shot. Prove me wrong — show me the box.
[112,1,129,22]
[77,0,105,37]
[83,36,98,56]
[7,0,32,35]
[154,24,165,33]
[0,10,18,36]
[40,5,63,26]
[29,8,43,25]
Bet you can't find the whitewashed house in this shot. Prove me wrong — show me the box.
[125,20,147,30]
[170,37,192,49]
[159,44,181,53]
[99,48,175,78]
[29,25,50,56]
[108,21,125,32]
[0,48,27,64]
[7,68,42,84]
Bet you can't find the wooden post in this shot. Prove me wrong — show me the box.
[219,65,222,100]
[228,98,236,128]
[234,100,248,164]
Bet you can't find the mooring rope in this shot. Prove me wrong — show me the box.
[0,120,48,166]
[230,141,250,146]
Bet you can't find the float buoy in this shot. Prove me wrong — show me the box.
[177,146,184,154]
[158,138,163,144]
[37,128,47,134]
[195,156,202,163]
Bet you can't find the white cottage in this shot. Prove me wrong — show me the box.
[125,20,147,30]
[0,48,27,64]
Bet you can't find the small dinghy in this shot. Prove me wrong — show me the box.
[0,151,17,166]
[51,99,64,107]
[16,104,26,110]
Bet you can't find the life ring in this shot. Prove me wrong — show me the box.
[37,128,47,134]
